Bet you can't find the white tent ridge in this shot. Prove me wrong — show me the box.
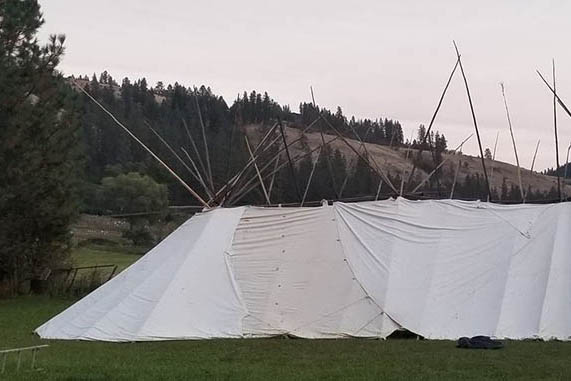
[36,198,571,341]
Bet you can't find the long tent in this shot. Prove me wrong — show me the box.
[36,198,571,341]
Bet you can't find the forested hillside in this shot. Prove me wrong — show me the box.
[71,72,566,215]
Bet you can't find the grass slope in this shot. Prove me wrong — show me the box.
[72,246,143,273]
[1,296,570,380]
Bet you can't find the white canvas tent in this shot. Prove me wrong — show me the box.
[36,198,571,341]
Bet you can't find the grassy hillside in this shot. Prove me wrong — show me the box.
[246,125,569,198]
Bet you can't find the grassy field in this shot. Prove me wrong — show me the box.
[1,296,571,380]
[72,245,143,273]
[1,244,570,380]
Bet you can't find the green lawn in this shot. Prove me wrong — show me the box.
[72,245,143,273]
[1,297,571,380]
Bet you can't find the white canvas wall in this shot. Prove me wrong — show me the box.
[36,199,571,341]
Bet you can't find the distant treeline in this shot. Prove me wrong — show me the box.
[74,73,415,209]
[73,72,560,211]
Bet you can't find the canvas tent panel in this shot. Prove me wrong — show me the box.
[228,206,399,338]
[35,199,571,341]
[36,207,246,341]
[493,204,563,338]
[334,198,571,340]
[536,204,571,339]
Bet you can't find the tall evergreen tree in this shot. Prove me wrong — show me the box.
[0,0,79,292]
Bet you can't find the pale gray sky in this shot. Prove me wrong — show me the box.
[38,0,571,171]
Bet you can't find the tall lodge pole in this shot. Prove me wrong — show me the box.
[277,117,302,201]
[453,41,492,201]
[78,86,210,208]
[500,83,525,202]
[552,60,562,201]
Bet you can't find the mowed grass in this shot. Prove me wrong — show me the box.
[2,246,571,380]
[1,297,571,380]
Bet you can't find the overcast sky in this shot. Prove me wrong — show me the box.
[38,0,571,171]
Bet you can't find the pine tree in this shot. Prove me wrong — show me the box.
[484,148,492,160]
[0,0,80,293]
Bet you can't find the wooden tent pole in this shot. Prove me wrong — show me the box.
[145,122,215,200]
[278,117,302,201]
[145,122,199,180]
[181,147,216,201]
[406,57,460,188]
[374,179,383,201]
[551,60,562,201]
[564,143,571,200]
[194,90,214,190]
[223,121,319,204]
[214,123,279,204]
[488,131,500,200]
[450,158,462,199]
[245,135,271,205]
[530,139,540,173]
[454,41,492,201]
[523,139,541,202]
[310,86,340,198]
[181,118,209,186]
[228,135,341,206]
[267,154,281,199]
[566,143,571,179]
[224,122,237,182]
[338,126,374,198]
[537,70,571,118]
[537,67,571,200]
[301,148,322,206]
[500,83,525,201]
[319,117,399,194]
[78,86,210,208]
[412,134,473,193]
